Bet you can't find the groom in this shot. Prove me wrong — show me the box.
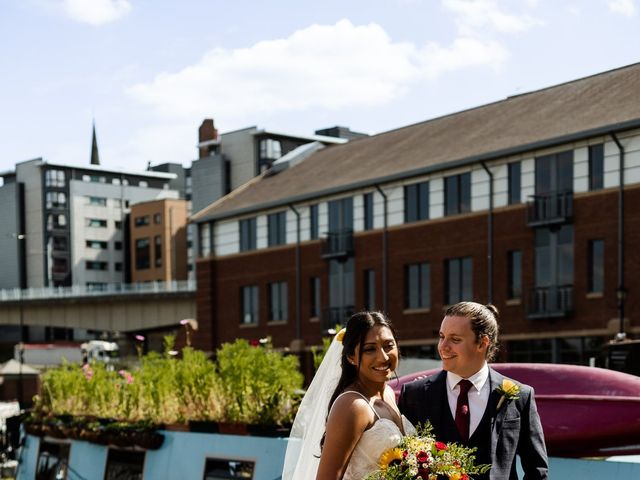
[398,302,548,479]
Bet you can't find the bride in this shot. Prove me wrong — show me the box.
[282,311,415,480]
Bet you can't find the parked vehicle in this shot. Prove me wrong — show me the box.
[13,340,119,367]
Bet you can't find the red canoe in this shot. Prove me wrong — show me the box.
[393,363,640,457]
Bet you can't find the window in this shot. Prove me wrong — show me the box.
[269,281,288,321]
[445,257,473,305]
[115,262,123,272]
[86,240,108,249]
[241,286,259,324]
[268,211,286,246]
[588,239,604,293]
[45,169,65,187]
[328,197,353,232]
[135,216,150,227]
[87,282,107,291]
[535,151,573,195]
[589,144,604,191]
[87,196,107,206]
[104,449,145,480]
[200,223,211,257]
[86,261,108,271]
[135,238,150,269]
[310,277,321,318]
[364,269,376,310]
[46,192,66,209]
[508,162,521,205]
[139,180,148,188]
[154,213,162,224]
[86,218,106,228]
[52,257,68,274]
[114,241,123,250]
[112,178,121,186]
[508,250,522,300]
[404,181,429,223]
[535,225,573,288]
[203,458,255,479]
[405,263,431,309]
[260,138,282,159]
[52,236,68,251]
[309,204,319,239]
[363,193,374,230]
[239,217,257,251]
[115,220,123,230]
[445,173,471,216]
[155,235,162,267]
[47,214,67,230]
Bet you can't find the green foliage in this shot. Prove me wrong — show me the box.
[216,338,303,425]
[34,337,303,427]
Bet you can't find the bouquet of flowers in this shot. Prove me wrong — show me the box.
[365,423,491,480]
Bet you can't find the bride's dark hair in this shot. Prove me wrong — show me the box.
[320,310,398,449]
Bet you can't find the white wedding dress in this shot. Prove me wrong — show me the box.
[338,391,417,480]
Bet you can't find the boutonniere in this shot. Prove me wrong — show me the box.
[496,379,520,410]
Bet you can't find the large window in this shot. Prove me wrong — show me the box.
[445,257,473,305]
[86,218,106,228]
[363,193,374,230]
[46,192,66,209]
[87,196,107,207]
[155,235,162,267]
[535,151,573,195]
[86,261,108,271]
[364,269,376,310]
[86,240,108,249]
[507,250,522,300]
[199,223,211,257]
[588,239,604,293]
[135,215,150,227]
[404,181,429,223]
[310,277,321,318]
[268,211,286,246]
[535,226,573,288]
[45,169,65,187]
[589,144,604,191]
[239,217,257,251]
[508,162,521,205]
[269,281,288,322]
[445,173,471,216]
[241,286,259,324]
[309,204,319,239]
[135,238,150,269]
[405,263,430,309]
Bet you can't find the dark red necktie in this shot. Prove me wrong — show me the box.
[455,379,473,442]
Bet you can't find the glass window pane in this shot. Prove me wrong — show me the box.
[460,173,471,213]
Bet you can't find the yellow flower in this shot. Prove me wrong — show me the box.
[449,474,462,480]
[496,379,520,410]
[379,448,404,470]
[335,328,346,342]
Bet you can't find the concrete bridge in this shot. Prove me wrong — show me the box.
[0,281,196,333]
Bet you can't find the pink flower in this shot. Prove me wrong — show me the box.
[82,363,94,380]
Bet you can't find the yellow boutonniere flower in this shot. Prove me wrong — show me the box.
[496,379,520,410]
[335,328,346,343]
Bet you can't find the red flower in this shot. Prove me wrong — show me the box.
[416,451,429,463]
[435,441,447,451]
[402,450,409,458]
[461,474,469,480]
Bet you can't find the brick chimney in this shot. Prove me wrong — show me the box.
[198,119,219,158]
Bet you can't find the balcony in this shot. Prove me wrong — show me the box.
[527,285,573,319]
[321,305,355,333]
[321,229,354,259]
[527,191,573,227]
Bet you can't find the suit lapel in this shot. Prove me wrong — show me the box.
[425,370,448,435]
[488,368,509,447]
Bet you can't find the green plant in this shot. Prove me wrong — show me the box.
[216,338,303,425]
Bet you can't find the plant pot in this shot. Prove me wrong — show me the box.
[162,423,190,432]
[133,431,164,450]
[246,425,291,438]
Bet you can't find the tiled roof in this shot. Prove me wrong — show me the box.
[192,63,640,222]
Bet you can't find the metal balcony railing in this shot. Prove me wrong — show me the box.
[527,285,573,319]
[321,305,355,333]
[527,191,573,227]
[321,229,354,259]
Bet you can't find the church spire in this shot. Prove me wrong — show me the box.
[90,121,100,165]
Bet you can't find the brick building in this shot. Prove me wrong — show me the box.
[192,63,640,365]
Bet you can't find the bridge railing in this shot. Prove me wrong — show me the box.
[0,280,196,302]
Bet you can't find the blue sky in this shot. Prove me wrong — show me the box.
[1,0,639,173]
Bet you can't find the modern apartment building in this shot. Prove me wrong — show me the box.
[0,158,178,291]
[129,198,188,283]
[191,63,640,365]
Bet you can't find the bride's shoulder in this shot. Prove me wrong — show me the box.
[330,391,374,418]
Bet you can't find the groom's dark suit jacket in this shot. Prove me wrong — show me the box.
[398,368,548,480]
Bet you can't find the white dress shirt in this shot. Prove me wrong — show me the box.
[445,363,490,437]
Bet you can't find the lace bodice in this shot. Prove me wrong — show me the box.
[343,415,416,480]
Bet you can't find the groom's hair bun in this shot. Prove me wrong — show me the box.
[444,302,500,361]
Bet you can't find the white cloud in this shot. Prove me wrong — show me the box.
[608,0,637,16]
[62,0,131,26]
[128,20,508,122]
[443,0,543,34]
